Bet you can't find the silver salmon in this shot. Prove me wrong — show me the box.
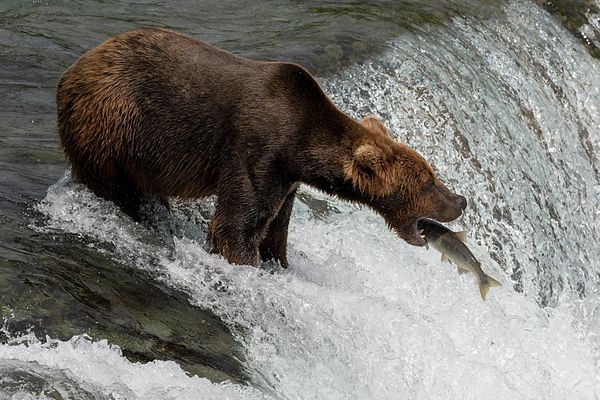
[417,219,501,300]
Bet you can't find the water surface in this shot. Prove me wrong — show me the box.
[1,0,599,399]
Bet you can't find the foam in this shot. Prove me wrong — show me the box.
[0,333,268,400]
[26,176,599,399]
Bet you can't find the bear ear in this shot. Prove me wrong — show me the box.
[353,144,385,173]
[361,115,389,135]
[345,144,396,196]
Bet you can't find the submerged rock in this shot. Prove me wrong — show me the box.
[534,0,600,59]
[0,219,247,383]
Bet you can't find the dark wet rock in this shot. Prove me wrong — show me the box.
[534,0,600,59]
[0,209,247,383]
[0,360,109,400]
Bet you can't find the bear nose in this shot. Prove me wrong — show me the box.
[458,195,468,211]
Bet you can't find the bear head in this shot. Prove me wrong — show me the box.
[344,116,467,246]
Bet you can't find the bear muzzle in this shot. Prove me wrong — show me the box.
[390,193,467,248]
[430,193,467,223]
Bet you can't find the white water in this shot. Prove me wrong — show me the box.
[3,1,599,399]
[326,0,600,303]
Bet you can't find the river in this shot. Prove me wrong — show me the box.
[0,0,599,399]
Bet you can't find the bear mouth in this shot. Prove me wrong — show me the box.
[402,219,427,247]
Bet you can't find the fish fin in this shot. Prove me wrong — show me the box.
[478,275,502,300]
[457,266,469,275]
[455,231,468,243]
[487,276,502,288]
[441,253,450,263]
[479,284,489,301]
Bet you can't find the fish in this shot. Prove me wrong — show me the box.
[417,219,502,300]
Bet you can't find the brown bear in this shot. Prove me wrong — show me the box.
[57,27,467,267]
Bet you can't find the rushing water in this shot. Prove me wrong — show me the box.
[1,0,599,399]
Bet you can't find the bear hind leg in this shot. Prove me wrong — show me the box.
[74,166,143,221]
[111,185,143,221]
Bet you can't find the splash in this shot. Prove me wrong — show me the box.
[0,332,268,400]
[26,174,599,399]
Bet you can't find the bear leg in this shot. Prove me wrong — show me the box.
[112,187,143,221]
[208,174,293,266]
[73,166,143,221]
[82,179,142,222]
[208,208,262,267]
[101,174,143,221]
[259,188,297,268]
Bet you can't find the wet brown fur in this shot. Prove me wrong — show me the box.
[57,27,466,267]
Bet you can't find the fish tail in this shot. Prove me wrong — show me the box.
[478,275,502,301]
